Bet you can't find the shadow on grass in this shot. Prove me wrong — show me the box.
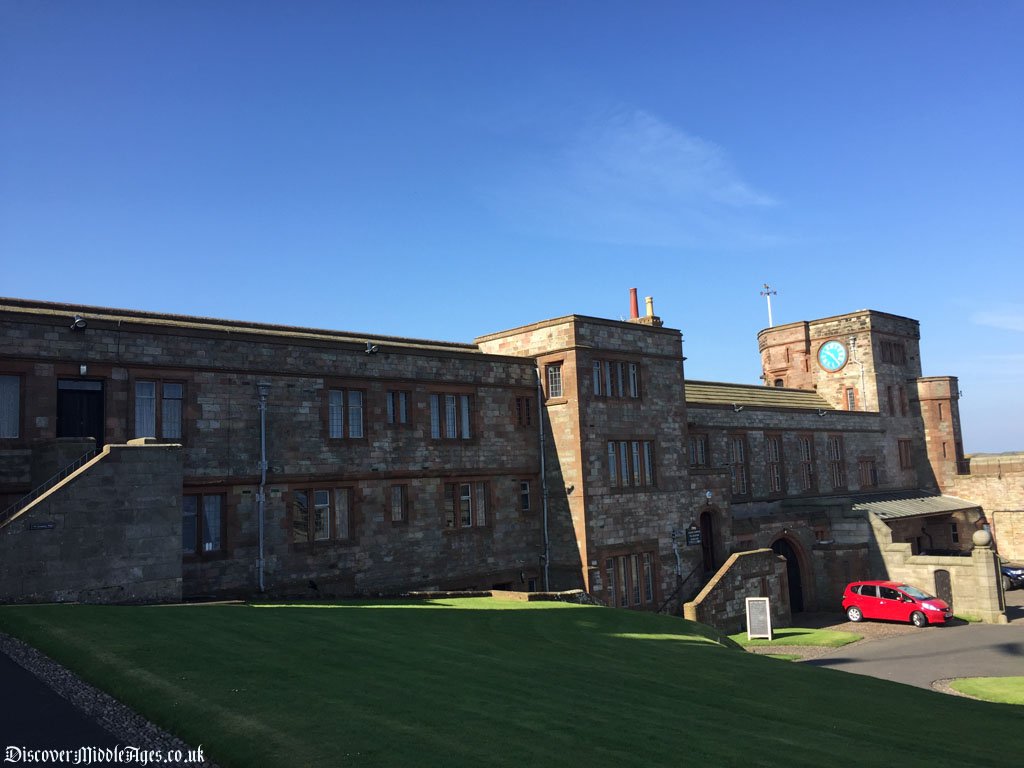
[3,600,1023,768]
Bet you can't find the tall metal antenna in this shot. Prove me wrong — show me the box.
[760,283,778,327]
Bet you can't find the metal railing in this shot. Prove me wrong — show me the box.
[658,562,705,614]
[0,448,99,527]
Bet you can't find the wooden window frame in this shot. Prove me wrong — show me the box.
[688,433,709,468]
[389,484,409,525]
[514,395,534,428]
[443,480,490,530]
[291,486,356,546]
[429,392,474,441]
[325,386,367,441]
[607,439,656,490]
[827,435,847,490]
[880,339,907,365]
[0,373,22,440]
[898,439,913,470]
[797,434,816,493]
[602,549,658,609]
[592,358,641,400]
[182,491,227,559]
[765,433,785,496]
[727,433,750,498]
[132,377,187,442]
[385,390,411,427]
[546,363,563,399]
[858,457,879,489]
[519,479,533,513]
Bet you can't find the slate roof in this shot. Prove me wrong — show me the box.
[685,380,835,411]
[850,490,981,520]
[0,298,480,355]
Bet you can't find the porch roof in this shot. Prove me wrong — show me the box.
[850,490,981,521]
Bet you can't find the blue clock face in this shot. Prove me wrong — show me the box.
[818,340,848,372]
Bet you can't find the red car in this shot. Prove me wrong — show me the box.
[842,580,952,627]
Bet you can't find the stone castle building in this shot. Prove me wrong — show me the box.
[0,294,1017,626]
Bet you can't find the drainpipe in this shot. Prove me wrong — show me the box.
[848,336,867,411]
[671,528,683,581]
[536,366,550,591]
[256,381,271,593]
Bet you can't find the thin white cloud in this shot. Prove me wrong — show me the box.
[490,108,779,248]
[971,306,1024,333]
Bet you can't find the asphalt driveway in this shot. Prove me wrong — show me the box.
[805,589,1024,690]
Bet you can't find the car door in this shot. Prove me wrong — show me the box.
[878,586,905,621]
[857,584,879,618]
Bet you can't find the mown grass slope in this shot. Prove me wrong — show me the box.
[1,599,1021,768]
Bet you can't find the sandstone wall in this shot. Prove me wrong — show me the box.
[0,440,183,603]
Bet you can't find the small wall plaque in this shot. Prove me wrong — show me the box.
[746,597,773,640]
[685,524,702,546]
[29,522,55,531]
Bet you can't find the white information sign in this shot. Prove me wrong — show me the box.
[745,597,773,641]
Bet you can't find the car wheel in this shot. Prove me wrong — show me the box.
[1004,575,1012,592]
[911,611,928,628]
[846,606,863,622]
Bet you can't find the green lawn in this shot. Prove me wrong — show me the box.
[729,626,862,648]
[1,599,1022,768]
[949,677,1024,705]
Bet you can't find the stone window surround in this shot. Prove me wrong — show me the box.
[764,432,786,497]
[385,389,412,428]
[727,432,750,498]
[898,438,914,470]
[323,380,367,441]
[0,372,22,440]
[514,394,534,429]
[290,485,357,548]
[389,483,409,525]
[827,434,848,490]
[858,456,879,488]
[182,489,227,560]
[428,387,476,441]
[545,362,564,400]
[606,438,656,490]
[131,376,186,442]
[590,358,642,400]
[600,545,658,609]
[796,433,817,494]
[442,479,491,530]
[688,432,709,468]
[519,479,533,513]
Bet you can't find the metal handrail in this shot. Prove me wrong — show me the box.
[0,448,99,526]
[658,561,704,614]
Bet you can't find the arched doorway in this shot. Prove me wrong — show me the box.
[771,538,804,613]
[699,511,715,572]
[934,570,952,606]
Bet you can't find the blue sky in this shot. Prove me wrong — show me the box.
[2,2,1021,452]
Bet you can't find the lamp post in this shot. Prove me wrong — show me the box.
[256,381,271,593]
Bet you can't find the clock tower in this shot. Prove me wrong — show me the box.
[757,309,966,490]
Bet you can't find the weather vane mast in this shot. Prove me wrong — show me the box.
[760,283,777,327]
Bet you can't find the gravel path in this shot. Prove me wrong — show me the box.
[0,631,217,767]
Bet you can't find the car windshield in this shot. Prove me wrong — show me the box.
[898,584,933,600]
